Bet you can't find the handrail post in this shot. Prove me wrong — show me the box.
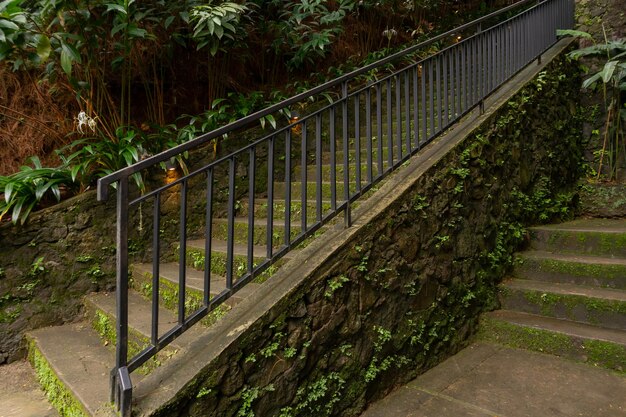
[112,175,132,417]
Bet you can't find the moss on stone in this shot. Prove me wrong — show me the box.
[478,316,626,374]
[27,339,89,417]
[583,339,626,374]
[478,315,576,355]
[131,271,231,328]
[90,309,165,374]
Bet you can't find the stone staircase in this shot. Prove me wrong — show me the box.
[481,218,626,373]
[24,124,408,416]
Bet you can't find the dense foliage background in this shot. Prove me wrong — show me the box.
[0,0,512,222]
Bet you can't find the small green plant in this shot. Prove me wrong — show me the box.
[324,274,349,298]
[237,384,275,417]
[283,347,297,358]
[29,257,45,277]
[0,157,76,224]
[196,387,212,399]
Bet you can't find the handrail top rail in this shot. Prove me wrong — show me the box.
[96,0,537,201]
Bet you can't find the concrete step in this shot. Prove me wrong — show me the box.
[237,198,333,222]
[499,278,626,330]
[274,180,360,200]
[131,263,260,311]
[529,218,626,258]
[180,239,298,282]
[293,161,388,183]
[513,250,626,289]
[479,310,626,373]
[321,146,409,165]
[212,217,303,247]
[26,323,116,417]
[83,292,208,376]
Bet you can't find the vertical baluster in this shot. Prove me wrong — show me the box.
[421,60,428,141]
[461,41,470,113]
[247,148,255,273]
[435,55,442,132]
[330,106,337,211]
[376,84,384,177]
[443,50,449,126]
[413,65,419,150]
[366,88,373,183]
[396,74,402,161]
[450,48,455,121]
[386,78,393,168]
[301,120,308,232]
[284,129,292,247]
[178,179,187,324]
[429,59,435,138]
[204,168,213,306]
[226,159,235,290]
[151,193,160,346]
[315,115,322,222]
[342,83,351,227]
[455,44,461,118]
[404,70,411,155]
[354,93,361,192]
[266,137,274,259]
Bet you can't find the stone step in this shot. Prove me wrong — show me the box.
[513,251,626,289]
[131,263,260,312]
[499,278,626,330]
[180,239,298,282]
[479,310,626,373]
[293,162,388,183]
[212,217,303,247]
[26,323,116,417]
[84,292,207,373]
[274,180,359,200]
[529,218,626,258]
[321,146,409,165]
[237,198,333,221]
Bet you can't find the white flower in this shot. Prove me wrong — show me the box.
[75,111,97,134]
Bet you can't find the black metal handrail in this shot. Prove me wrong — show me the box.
[97,1,575,415]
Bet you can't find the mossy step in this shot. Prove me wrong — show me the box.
[132,263,260,310]
[529,219,626,258]
[237,199,333,221]
[85,291,206,352]
[293,162,388,183]
[274,181,360,200]
[479,310,626,374]
[26,323,115,417]
[181,239,297,281]
[513,251,626,289]
[212,217,303,247]
[499,279,626,330]
[321,146,410,165]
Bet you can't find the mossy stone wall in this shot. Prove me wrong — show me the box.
[0,191,117,363]
[149,53,584,416]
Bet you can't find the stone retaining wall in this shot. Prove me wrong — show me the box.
[146,47,584,417]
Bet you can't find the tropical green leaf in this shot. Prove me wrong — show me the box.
[35,34,51,62]
[4,181,13,203]
[0,18,18,31]
[556,29,593,40]
[105,4,127,15]
[601,60,618,84]
[11,196,24,224]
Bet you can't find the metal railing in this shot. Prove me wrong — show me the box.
[97,1,574,414]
